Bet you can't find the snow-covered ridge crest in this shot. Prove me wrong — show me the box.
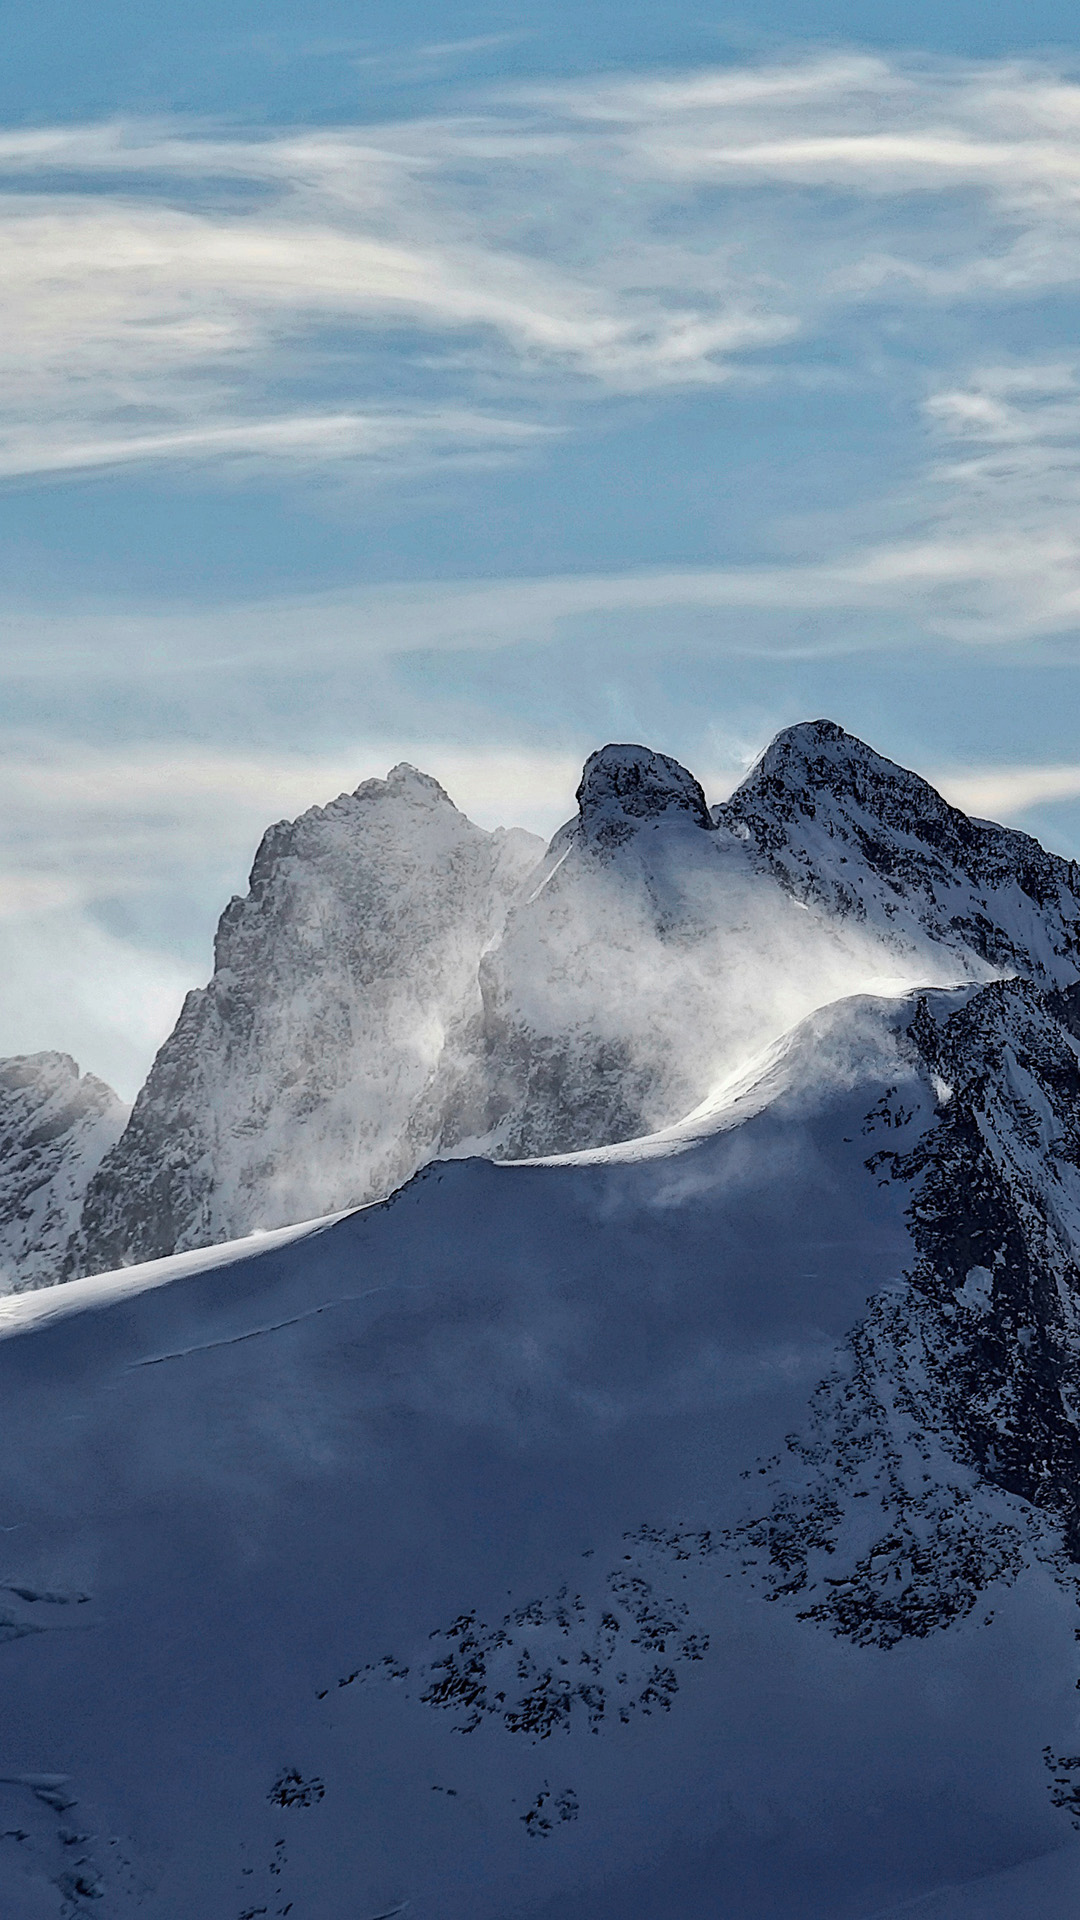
[22,716,1080,1285]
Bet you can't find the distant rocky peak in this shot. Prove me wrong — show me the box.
[731,719,948,825]
[576,744,713,847]
[382,762,459,808]
[0,1052,127,1295]
[720,718,1080,982]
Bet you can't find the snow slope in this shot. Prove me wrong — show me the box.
[5,980,1080,1918]
[0,1054,126,1296]
[871,1841,1080,1918]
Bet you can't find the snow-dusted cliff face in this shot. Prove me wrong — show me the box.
[0,1053,126,1294]
[8,978,1080,1916]
[72,766,541,1271]
[723,718,1080,981]
[65,721,1080,1277]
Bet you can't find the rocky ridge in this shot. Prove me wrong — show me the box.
[446,721,1080,1160]
[718,974,1080,1645]
[722,719,1080,980]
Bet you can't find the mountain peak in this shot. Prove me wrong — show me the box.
[722,718,1080,985]
[74,764,542,1272]
[382,763,458,808]
[576,744,712,845]
[741,719,943,814]
[0,1051,126,1295]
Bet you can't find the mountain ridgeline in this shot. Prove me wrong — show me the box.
[6,718,1080,1289]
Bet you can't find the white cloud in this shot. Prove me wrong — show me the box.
[0,405,548,481]
[0,118,795,479]
[0,524,1077,685]
[350,31,534,72]
[932,764,1080,819]
[545,54,1080,191]
[12,51,1080,479]
[10,326,1080,657]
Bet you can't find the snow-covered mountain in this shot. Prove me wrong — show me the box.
[5,975,1080,1916]
[65,723,1080,1279]
[0,1053,126,1294]
[9,720,1080,1912]
[70,765,541,1273]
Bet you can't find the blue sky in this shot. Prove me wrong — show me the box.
[7,0,1080,1093]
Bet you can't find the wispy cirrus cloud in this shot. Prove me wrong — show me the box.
[0,404,549,481]
[0,109,794,483]
[6,364,1080,674]
[10,51,1080,481]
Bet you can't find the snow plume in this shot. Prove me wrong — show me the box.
[466,741,981,1162]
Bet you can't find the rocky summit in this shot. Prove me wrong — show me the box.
[68,764,542,1272]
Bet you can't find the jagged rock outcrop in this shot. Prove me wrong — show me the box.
[0,1053,126,1294]
[70,767,542,1272]
[575,742,714,843]
[712,972,1080,1646]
